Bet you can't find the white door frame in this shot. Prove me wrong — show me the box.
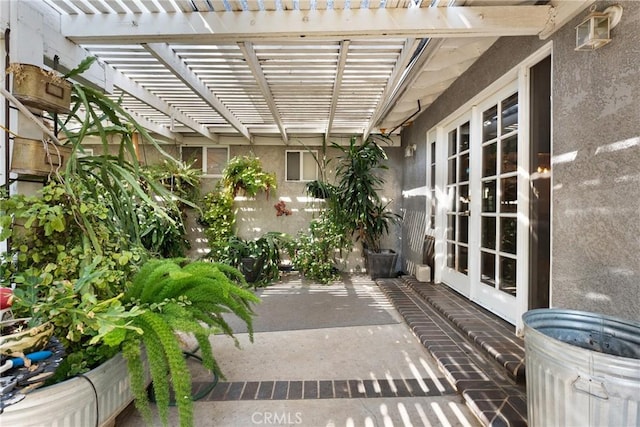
[428,42,553,333]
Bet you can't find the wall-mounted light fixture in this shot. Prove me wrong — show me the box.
[404,144,417,158]
[575,4,623,51]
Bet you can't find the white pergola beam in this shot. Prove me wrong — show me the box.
[238,42,289,144]
[111,70,219,142]
[363,37,419,140]
[60,6,555,43]
[129,110,184,142]
[539,0,594,39]
[143,42,252,141]
[325,40,349,140]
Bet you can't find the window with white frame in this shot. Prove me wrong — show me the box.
[286,150,317,182]
[181,146,228,177]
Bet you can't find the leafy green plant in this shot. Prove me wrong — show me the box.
[0,57,199,383]
[9,265,142,381]
[0,181,145,301]
[222,155,277,198]
[199,183,236,258]
[207,232,292,287]
[144,159,202,206]
[331,135,400,253]
[305,179,335,200]
[0,181,148,378]
[53,57,188,255]
[250,232,292,286]
[292,214,352,284]
[113,258,259,427]
[2,58,259,427]
[134,159,204,258]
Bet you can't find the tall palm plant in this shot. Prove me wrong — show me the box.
[331,135,399,253]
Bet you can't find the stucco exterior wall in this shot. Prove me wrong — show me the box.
[550,1,640,321]
[400,1,640,321]
[218,144,403,273]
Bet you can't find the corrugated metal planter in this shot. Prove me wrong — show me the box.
[9,63,72,114]
[0,353,145,427]
[523,309,640,427]
[11,138,72,177]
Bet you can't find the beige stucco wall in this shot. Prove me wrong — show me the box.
[223,144,404,273]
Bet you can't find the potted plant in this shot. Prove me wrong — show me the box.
[222,154,277,199]
[331,135,400,279]
[6,63,72,114]
[291,214,352,284]
[0,58,259,426]
[206,233,291,287]
[4,61,93,178]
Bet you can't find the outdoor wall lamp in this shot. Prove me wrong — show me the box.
[575,4,623,51]
[404,144,417,158]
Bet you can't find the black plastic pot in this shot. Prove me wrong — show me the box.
[365,249,397,279]
[240,256,264,283]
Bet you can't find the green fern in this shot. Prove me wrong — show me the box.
[126,259,181,301]
[122,340,152,424]
[121,258,259,427]
[140,311,192,426]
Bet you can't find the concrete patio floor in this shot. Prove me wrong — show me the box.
[116,274,481,427]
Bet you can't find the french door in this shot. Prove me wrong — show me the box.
[438,81,524,324]
[473,85,521,323]
[440,118,471,296]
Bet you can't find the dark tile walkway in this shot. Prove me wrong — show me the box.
[199,377,456,401]
[377,276,528,427]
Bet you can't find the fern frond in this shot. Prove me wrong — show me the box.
[141,311,193,427]
[194,331,222,379]
[135,315,171,426]
[139,263,184,303]
[125,257,260,426]
[198,261,248,288]
[122,339,152,425]
[126,259,181,302]
[188,306,242,346]
[126,259,165,300]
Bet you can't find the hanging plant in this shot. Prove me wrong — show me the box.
[222,155,276,199]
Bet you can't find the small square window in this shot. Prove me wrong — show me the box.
[286,150,317,182]
[181,146,228,177]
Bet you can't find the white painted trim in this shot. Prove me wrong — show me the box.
[60,6,554,44]
[516,66,531,335]
[471,80,519,324]
[433,125,447,285]
[468,106,482,303]
[144,43,251,142]
[439,112,473,298]
[426,130,437,233]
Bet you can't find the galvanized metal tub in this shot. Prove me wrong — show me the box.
[523,309,640,427]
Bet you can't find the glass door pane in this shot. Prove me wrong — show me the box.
[480,92,519,297]
[445,122,470,276]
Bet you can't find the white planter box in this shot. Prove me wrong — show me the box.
[0,353,144,427]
